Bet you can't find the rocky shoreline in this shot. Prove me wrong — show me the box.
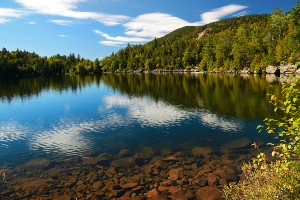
[0,143,267,200]
[103,64,300,75]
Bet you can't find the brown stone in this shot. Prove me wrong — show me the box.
[160,179,173,186]
[218,179,227,185]
[195,186,224,200]
[76,184,87,192]
[184,169,197,177]
[158,186,169,192]
[163,156,178,162]
[168,168,184,181]
[168,186,181,194]
[207,173,218,186]
[197,167,212,176]
[53,195,72,200]
[110,156,137,168]
[19,178,47,191]
[192,146,212,159]
[145,189,165,200]
[92,181,104,191]
[121,182,138,189]
[65,177,77,187]
[198,176,208,187]
[95,190,105,196]
[185,189,194,199]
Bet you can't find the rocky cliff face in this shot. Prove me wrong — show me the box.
[197,28,212,39]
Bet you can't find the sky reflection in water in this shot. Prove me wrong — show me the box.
[0,74,276,165]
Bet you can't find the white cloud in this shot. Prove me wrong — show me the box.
[123,13,191,38]
[27,21,36,24]
[15,0,130,25]
[99,40,126,47]
[198,4,247,25]
[50,19,74,26]
[58,34,68,38]
[94,29,151,46]
[0,8,27,24]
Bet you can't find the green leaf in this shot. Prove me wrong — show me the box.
[286,105,291,113]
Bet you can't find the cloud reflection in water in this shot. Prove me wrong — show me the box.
[103,95,191,127]
[199,111,243,133]
[0,122,29,147]
[30,114,127,156]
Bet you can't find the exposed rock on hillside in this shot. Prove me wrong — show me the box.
[197,28,212,39]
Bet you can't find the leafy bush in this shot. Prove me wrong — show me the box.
[223,78,300,199]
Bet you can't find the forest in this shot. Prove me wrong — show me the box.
[0,49,101,76]
[100,4,300,73]
[1,3,300,76]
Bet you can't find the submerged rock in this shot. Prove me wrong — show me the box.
[160,148,172,157]
[195,186,224,200]
[168,168,184,181]
[92,181,104,191]
[24,159,53,170]
[118,149,131,158]
[82,155,112,166]
[220,137,251,150]
[138,147,155,159]
[192,146,212,159]
[110,156,137,168]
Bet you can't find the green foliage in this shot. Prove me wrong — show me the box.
[223,160,300,200]
[264,78,300,162]
[0,49,102,76]
[224,78,300,199]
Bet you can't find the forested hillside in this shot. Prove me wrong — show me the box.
[100,3,300,73]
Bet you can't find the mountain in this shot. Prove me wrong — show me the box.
[100,4,300,73]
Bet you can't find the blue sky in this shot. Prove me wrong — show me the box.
[0,0,297,60]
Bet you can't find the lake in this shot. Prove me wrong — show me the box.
[0,73,280,199]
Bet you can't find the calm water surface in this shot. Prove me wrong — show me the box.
[0,73,280,165]
[0,73,283,199]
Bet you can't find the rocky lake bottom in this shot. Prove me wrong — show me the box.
[0,141,270,200]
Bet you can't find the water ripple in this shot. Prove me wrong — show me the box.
[0,122,29,147]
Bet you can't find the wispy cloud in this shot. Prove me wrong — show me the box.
[15,0,129,25]
[232,11,248,17]
[58,34,68,38]
[0,8,27,24]
[93,29,150,46]
[50,19,74,26]
[27,21,36,25]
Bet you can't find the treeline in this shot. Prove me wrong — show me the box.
[100,3,300,73]
[0,49,102,76]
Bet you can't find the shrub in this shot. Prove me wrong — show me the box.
[223,78,300,199]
